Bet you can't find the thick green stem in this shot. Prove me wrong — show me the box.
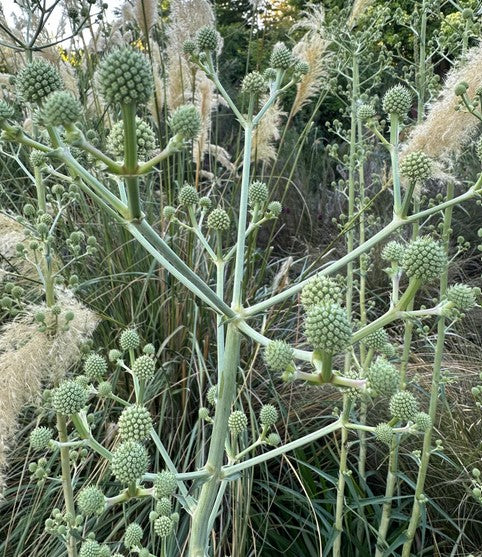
[188,324,241,557]
[56,415,78,557]
[333,400,351,556]
[121,102,142,220]
[401,181,454,557]
[389,114,402,215]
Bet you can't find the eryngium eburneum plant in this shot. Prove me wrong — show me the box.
[1,23,481,557]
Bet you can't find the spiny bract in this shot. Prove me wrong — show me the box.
[400,151,432,182]
[264,340,294,372]
[52,380,88,415]
[118,405,153,441]
[77,485,105,516]
[43,90,82,127]
[402,236,447,283]
[111,441,149,484]
[300,275,343,310]
[305,303,352,353]
[107,117,156,160]
[97,47,153,105]
[16,59,63,103]
[389,391,419,421]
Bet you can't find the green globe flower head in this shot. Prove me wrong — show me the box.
[109,348,123,363]
[97,381,112,397]
[374,423,393,445]
[259,404,278,427]
[400,151,432,182]
[156,497,172,516]
[154,470,177,498]
[77,485,105,516]
[305,303,352,353]
[120,328,140,351]
[207,385,217,406]
[301,275,343,310]
[382,84,412,117]
[264,340,294,372]
[264,67,277,81]
[79,540,101,557]
[242,71,267,95]
[476,136,482,163]
[199,196,211,211]
[196,26,219,52]
[198,407,210,420]
[132,355,155,381]
[367,357,399,397]
[107,117,156,160]
[0,100,15,120]
[402,236,447,283]
[30,150,47,168]
[207,207,230,230]
[248,181,268,206]
[454,82,468,96]
[294,60,309,76]
[414,411,432,432]
[389,390,419,421]
[178,184,199,206]
[163,205,176,220]
[84,353,108,381]
[154,515,173,538]
[182,39,196,56]
[118,404,153,441]
[381,241,405,265]
[267,201,282,216]
[124,523,143,548]
[357,103,376,120]
[97,47,153,105]
[267,432,281,446]
[43,91,82,127]
[111,441,149,484]
[363,328,389,351]
[341,368,363,401]
[169,104,201,139]
[228,410,248,435]
[52,380,88,415]
[30,426,53,450]
[446,283,479,310]
[16,59,63,103]
[270,42,293,70]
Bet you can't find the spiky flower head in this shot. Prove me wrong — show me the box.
[363,328,389,351]
[199,196,211,211]
[228,410,248,435]
[16,60,63,103]
[43,91,82,127]
[402,236,447,283]
[207,385,217,406]
[389,391,419,421]
[109,348,123,363]
[374,423,393,445]
[358,104,376,120]
[270,42,293,70]
[248,181,269,206]
[341,369,363,401]
[267,432,281,446]
[0,100,14,120]
[178,184,199,206]
[400,151,432,182]
[414,412,432,432]
[196,26,219,52]
[264,68,277,81]
[30,426,52,450]
[77,486,105,516]
[305,303,352,353]
[30,150,47,168]
[367,357,399,397]
[182,39,196,56]
[476,136,482,163]
[84,353,108,381]
[163,206,176,221]
[120,328,140,351]
[154,470,177,498]
[242,71,267,95]
[198,407,210,420]
[446,283,478,310]
[79,540,101,557]
[382,84,412,117]
[382,241,405,265]
[132,355,155,381]
[300,275,343,310]
[154,515,173,538]
[264,340,294,372]
[52,380,87,415]
[294,60,309,76]
[96,47,153,105]
[267,201,282,216]
[118,405,153,441]
[111,441,148,484]
[124,523,143,548]
[207,208,230,230]
[107,117,156,160]
[156,497,172,516]
[169,105,201,139]
[259,404,278,427]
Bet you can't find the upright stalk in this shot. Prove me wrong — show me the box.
[121,102,142,220]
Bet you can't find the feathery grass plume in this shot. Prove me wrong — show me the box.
[0,288,98,495]
[289,4,330,119]
[0,213,36,282]
[148,42,165,123]
[402,42,482,162]
[347,0,374,29]
[133,0,158,38]
[252,97,285,162]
